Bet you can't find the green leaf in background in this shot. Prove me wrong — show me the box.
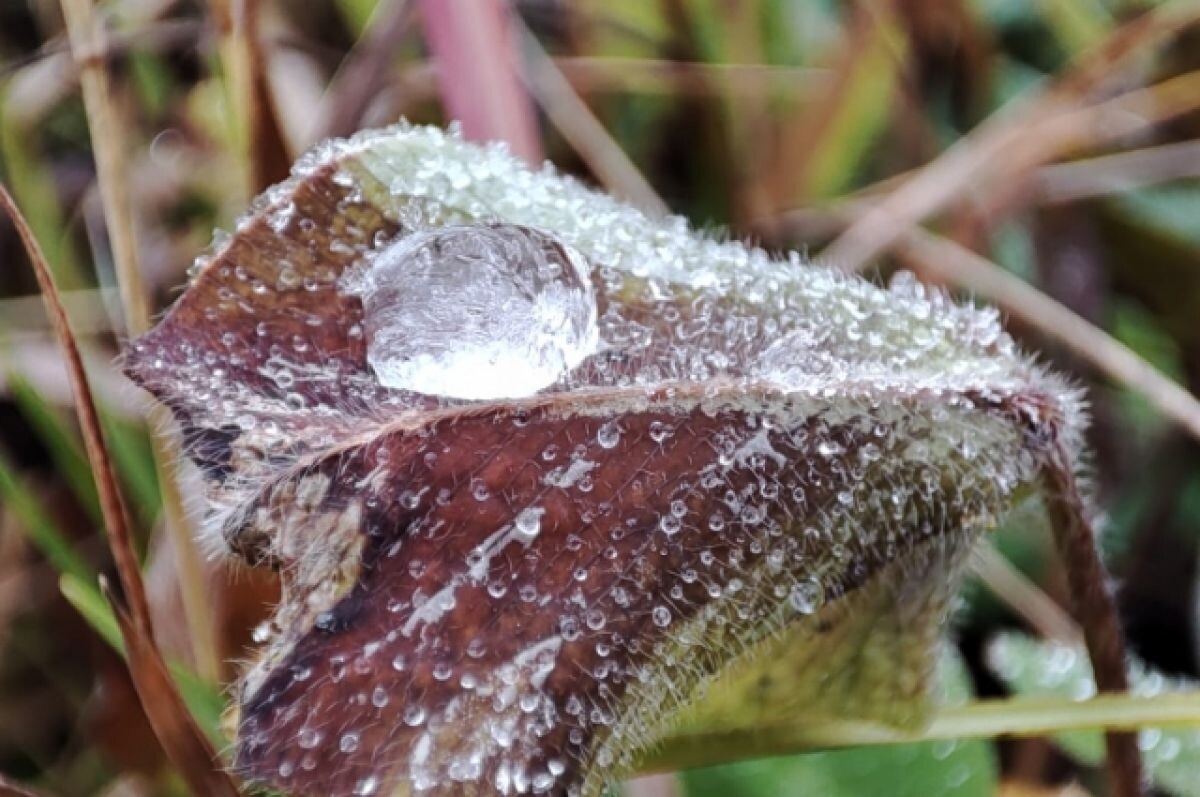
[8,368,162,532]
[799,9,905,201]
[1116,186,1200,250]
[99,410,162,528]
[679,647,997,797]
[8,370,103,524]
[989,632,1200,795]
[0,446,94,585]
[59,575,227,748]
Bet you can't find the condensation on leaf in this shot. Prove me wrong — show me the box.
[125,123,1089,797]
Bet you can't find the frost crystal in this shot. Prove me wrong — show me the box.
[345,224,598,399]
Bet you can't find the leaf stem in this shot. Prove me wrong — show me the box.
[1040,451,1144,796]
[637,690,1200,775]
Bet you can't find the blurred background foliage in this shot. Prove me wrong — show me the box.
[3,0,1200,795]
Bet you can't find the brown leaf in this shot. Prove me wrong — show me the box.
[125,125,1089,796]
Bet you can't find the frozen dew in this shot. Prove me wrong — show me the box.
[788,576,826,615]
[596,420,621,449]
[353,775,379,796]
[403,704,427,727]
[346,224,599,399]
[296,727,321,749]
[513,506,545,542]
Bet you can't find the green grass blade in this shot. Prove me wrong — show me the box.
[0,447,94,584]
[8,371,102,524]
[100,409,162,525]
[59,574,227,746]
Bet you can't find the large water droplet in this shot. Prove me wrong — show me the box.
[349,224,599,399]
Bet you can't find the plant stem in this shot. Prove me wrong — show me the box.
[637,690,1200,775]
[1041,450,1145,797]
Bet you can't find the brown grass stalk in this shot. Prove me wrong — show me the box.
[821,0,1200,272]
[0,182,239,797]
[515,18,668,217]
[894,228,1200,443]
[58,0,221,682]
[312,0,415,141]
[1034,139,1200,204]
[972,541,1081,645]
[1040,450,1144,797]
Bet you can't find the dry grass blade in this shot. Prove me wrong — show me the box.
[0,183,240,797]
[515,19,669,216]
[0,182,150,634]
[1035,139,1200,204]
[821,1,1200,272]
[894,228,1200,443]
[972,541,1081,645]
[417,0,542,164]
[312,0,415,141]
[0,774,50,797]
[240,0,291,193]
[58,0,220,681]
[57,0,149,336]
[100,579,241,797]
[208,0,290,196]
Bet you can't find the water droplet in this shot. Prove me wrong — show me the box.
[348,225,599,399]
[596,421,621,448]
[652,606,671,627]
[789,577,826,615]
[339,732,360,753]
[514,506,545,542]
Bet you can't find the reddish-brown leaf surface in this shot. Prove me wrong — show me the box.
[125,125,1092,796]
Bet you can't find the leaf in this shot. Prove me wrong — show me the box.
[124,124,1089,796]
[989,632,1200,796]
[679,646,998,797]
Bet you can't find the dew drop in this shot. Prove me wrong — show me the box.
[514,506,545,542]
[789,577,826,615]
[596,421,621,449]
[349,225,599,399]
[353,775,379,795]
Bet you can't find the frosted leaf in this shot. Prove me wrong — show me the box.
[124,123,1089,797]
[345,224,598,399]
